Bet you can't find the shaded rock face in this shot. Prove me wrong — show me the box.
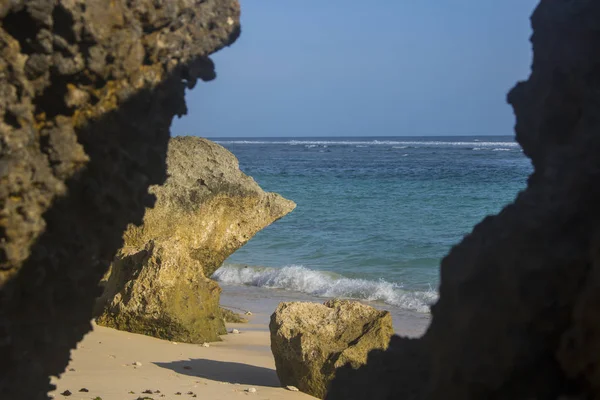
[96,137,295,343]
[327,2,600,400]
[0,2,240,399]
[270,300,393,399]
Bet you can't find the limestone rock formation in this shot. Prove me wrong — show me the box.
[5,0,600,399]
[0,1,240,399]
[96,137,295,343]
[327,2,600,399]
[270,300,393,399]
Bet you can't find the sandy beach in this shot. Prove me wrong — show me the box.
[49,320,316,400]
[50,285,430,400]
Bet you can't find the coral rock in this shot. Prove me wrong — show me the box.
[96,137,295,343]
[0,1,240,398]
[270,300,393,399]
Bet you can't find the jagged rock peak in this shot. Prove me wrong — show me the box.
[96,137,295,343]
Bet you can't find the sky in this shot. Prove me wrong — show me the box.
[172,0,539,138]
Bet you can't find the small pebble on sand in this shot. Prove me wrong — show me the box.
[202,342,210,348]
[246,388,257,393]
[60,390,72,396]
[286,386,300,392]
[231,329,240,334]
[78,388,89,392]
[133,361,142,366]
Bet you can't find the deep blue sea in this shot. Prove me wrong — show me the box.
[210,136,532,314]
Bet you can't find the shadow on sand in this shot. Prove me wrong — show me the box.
[154,359,282,388]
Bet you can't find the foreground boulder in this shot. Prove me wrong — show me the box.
[270,300,393,398]
[96,137,295,343]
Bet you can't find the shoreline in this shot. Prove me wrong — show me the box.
[214,263,438,315]
[50,285,429,399]
[220,283,431,337]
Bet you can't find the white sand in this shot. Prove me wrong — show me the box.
[50,321,316,400]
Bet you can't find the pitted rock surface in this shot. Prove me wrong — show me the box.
[271,300,393,399]
[0,1,240,398]
[96,137,295,343]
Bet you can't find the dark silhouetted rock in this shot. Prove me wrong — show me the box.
[327,2,600,400]
[0,1,240,398]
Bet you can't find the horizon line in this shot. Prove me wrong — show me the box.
[174,133,516,139]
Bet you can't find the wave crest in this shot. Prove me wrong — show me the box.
[212,264,437,313]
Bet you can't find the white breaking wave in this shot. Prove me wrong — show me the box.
[473,147,514,152]
[213,139,520,149]
[212,264,437,313]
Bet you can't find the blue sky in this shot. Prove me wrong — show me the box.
[172,1,538,137]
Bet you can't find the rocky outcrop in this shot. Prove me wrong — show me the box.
[96,137,295,343]
[327,2,600,400]
[0,2,240,399]
[270,300,393,399]
[5,0,600,399]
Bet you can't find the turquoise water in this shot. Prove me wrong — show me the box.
[211,136,532,313]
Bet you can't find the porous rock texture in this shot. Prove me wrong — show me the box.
[0,1,240,399]
[270,300,393,399]
[96,137,295,343]
[327,2,600,399]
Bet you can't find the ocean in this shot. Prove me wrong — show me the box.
[210,136,532,321]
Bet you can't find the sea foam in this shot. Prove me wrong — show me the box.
[212,264,437,313]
